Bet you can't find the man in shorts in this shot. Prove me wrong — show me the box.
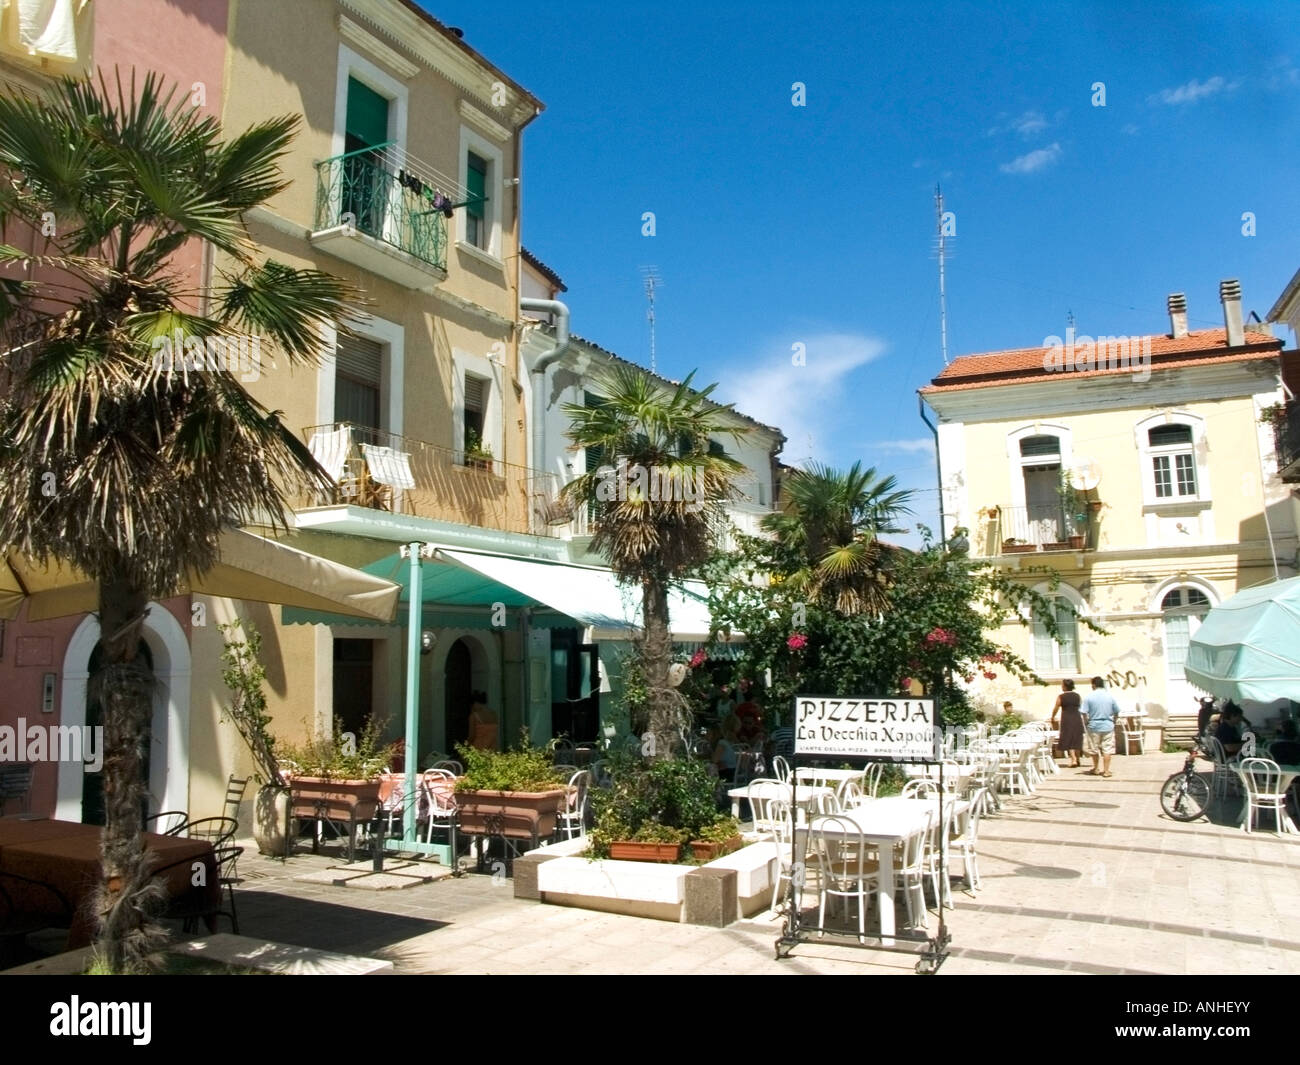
[1080,676,1121,778]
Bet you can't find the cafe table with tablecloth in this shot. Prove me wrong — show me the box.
[0,817,218,947]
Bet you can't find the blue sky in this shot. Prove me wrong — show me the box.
[425,1,1300,533]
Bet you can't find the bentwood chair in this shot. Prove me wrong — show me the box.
[952,787,987,892]
[430,759,463,776]
[813,815,878,944]
[1239,758,1293,835]
[558,770,590,840]
[421,770,458,846]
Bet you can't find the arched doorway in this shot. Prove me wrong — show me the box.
[56,604,191,822]
[444,638,473,753]
[1162,585,1212,716]
[81,640,153,826]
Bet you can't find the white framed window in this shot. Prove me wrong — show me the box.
[452,348,502,465]
[1031,596,1080,673]
[316,315,405,436]
[1160,586,1210,682]
[457,125,504,261]
[1135,413,1208,507]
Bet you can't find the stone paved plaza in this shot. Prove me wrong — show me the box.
[226,752,1300,975]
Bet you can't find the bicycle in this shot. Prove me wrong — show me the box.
[1159,740,1212,822]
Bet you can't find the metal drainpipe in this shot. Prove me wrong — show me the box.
[520,298,571,502]
[918,395,945,538]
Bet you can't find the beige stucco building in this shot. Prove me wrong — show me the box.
[921,281,1299,740]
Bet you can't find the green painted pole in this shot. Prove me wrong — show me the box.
[403,542,425,844]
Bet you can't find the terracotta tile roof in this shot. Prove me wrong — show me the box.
[921,329,1281,394]
[521,247,566,292]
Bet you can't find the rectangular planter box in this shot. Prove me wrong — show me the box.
[690,835,743,861]
[1042,541,1071,551]
[455,788,565,844]
[1003,543,1037,554]
[608,840,684,863]
[288,777,381,821]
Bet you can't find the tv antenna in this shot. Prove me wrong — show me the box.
[640,266,662,374]
[934,185,951,365]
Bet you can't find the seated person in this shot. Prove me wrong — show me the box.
[1214,703,1249,757]
[711,720,739,782]
[734,696,764,745]
[1269,719,1300,764]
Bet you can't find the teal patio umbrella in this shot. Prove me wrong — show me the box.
[1185,577,1300,703]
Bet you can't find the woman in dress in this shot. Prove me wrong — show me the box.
[1051,678,1084,767]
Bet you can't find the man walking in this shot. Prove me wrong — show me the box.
[1080,676,1121,778]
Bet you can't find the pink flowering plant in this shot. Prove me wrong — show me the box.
[702,522,1104,726]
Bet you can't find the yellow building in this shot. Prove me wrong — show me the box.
[920,282,1296,740]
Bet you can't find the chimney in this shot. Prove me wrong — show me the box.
[1220,279,1244,347]
[1167,293,1188,339]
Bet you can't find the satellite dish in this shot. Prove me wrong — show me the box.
[1069,459,1101,492]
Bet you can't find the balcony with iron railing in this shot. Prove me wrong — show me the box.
[1274,401,1300,483]
[311,148,448,290]
[299,422,584,539]
[979,502,1097,557]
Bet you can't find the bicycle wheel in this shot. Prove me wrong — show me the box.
[1160,772,1210,822]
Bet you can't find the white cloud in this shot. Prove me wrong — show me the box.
[873,438,935,454]
[999,142,1061,174]
[716,332,887,462]
[1147,76,1237,106]
[987,110,1049,138]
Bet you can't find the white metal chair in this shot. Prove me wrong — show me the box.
[557,770,590,840]
[421,769,458,845]
[813,815,878,943]
[1207,736,1238,800]
[747,778,786,836]
[994,740,1032,796]
[863,762,885,798]
[902,778,939,799]
[814,791,843,815]
[1239,758,1292,835]
[894,813,933,931]
[771,755,792,784]
[837,779,866,808]
[430,759,463,776]
[734,750,762,788]
[922,797,958,910]
[952,788,986,892]
[768,799,807,915]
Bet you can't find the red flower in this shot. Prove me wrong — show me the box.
[982,671,997,681]
[689,649,707,668]
[925,627,957,647]
[787,633,808,651]
[901,677,913,690]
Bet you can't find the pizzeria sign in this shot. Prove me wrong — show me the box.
[793,696,938,760]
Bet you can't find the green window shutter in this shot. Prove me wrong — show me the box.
[346,78,389,153]
[467,152,487,220]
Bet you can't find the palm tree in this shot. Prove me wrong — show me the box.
[561,364,747,757]
[0,72,354,969]
[761,461,913,615]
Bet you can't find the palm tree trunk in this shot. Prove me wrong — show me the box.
[641,576,677,760]
[93,572,158,971]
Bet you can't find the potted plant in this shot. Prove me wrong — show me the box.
[218,621,292,857]
[464,428,493,472]
[1057,470,1087,549]
[278,716,395,860]
[1002,538,1036,554]
[589,757,722,863]
[689,815,742,861]
[453,735,569,848]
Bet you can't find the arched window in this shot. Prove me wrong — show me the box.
[1135,414,1206,506]
[1161,587,1210,685]
[1031,596,1079,673]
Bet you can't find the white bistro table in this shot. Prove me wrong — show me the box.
[794,767,863,788]
[729,780,835,819]
[801,798,947,944]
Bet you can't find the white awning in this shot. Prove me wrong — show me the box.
[434,548,724,642]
